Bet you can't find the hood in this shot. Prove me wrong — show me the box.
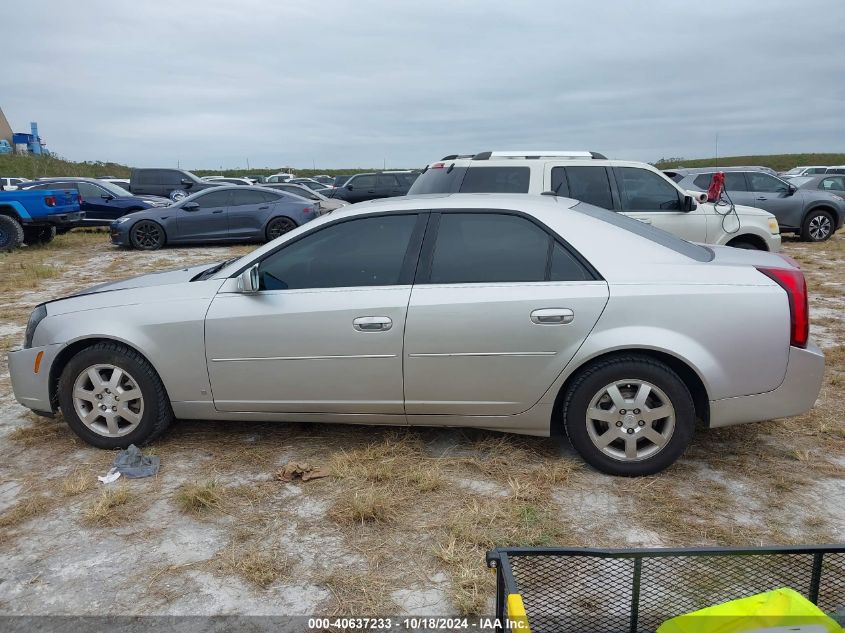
[68,262,216,297]
[701,202,773,217]
[798,189,844,204]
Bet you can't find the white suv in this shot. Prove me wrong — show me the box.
[408,151,781,251]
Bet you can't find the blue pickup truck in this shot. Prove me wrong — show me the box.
[0,188,83,251]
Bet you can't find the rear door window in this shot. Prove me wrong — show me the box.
[350,174,376,189]
[693,174,714,189]
[377,173,400,189]
[820,177,845,192]
[724,173,748,191]
[747,172,790,193]
[459,167,530,193]
[561,166,614,210]
[230,190,269,206]
[195,190,231,208]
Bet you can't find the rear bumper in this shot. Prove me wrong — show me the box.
[709,340,825,428]
[46,210,85,225]
[7,343,62,414]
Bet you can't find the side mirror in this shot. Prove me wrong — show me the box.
[183,201,200,211]
[180,178,192,186]
[347,184,354,190]
[237,264,260,293]
[101,194,114,201]
[787,184,797,195]
[683,195,697,212]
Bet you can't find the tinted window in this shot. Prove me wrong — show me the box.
[459,167,530,193]
[724,172,748,192]
[349,174,376,189]
[396,172,418,186]
[407,165,467,194]
[77,182,105,198]
[693,174,713,190]
[136,170,155,185]
[280,185,319,200]
[194,190,230,208]
[820,177,845,192]
[258,215,417,290]
[617,167,681,212]
[230,190,270,206]
[429,213,550,284]
[573,203,714,262]
[550,168,570,196]
[159,170,184,186]
[747,172,789,193]
[564,167,613,210]
[550,242,589,281]
[377,173,400,188]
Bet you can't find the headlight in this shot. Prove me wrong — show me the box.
[113,216,133,224]
[24,304,47,349]
[768,218,780,235]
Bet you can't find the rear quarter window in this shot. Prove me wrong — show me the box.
[459,166,530,193]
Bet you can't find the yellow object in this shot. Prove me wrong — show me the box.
[657,587,843,633]
[768,217,780,234]
[507,593,531,632]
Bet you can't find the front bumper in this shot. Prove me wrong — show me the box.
[110,224,131,245]
[709,340,825,428]
[7,343,63,415]
[46,210,85,225]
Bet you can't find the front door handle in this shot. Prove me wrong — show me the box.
[756,197,768,201]
[530,308,574,325]
[353,316,393,332]
[212,209,224,214]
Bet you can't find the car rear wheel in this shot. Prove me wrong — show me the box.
[562,355,695,476]
[130,220,166,250]
[23,225,56,245]
[58,342,173,449]
[0,215,24,251]
[801,210,834,242]
[265,216,297,242]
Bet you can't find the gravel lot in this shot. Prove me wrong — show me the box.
[0,229,843,617]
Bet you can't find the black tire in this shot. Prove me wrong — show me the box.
[265,216,297,242]
[23,225,57,245]
[57,341,173,449]
[130,220,166,250]
[0,215,25,251]
[726,239,761,250]
[561,355,696,476]
[801,209,834,242]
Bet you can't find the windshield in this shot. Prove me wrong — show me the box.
[99,180,133,196]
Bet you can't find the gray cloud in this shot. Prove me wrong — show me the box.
[3,0,843,169]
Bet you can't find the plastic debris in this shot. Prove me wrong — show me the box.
[97,468,121,484]
[111,444,160,479]
[274,462,330,482]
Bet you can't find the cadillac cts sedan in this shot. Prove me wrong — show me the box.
[109,185,319,250]
[9,194,824,475]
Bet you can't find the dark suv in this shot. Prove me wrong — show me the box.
[321,171,419,203]
[130,168,224,202]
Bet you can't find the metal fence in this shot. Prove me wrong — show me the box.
[486,544,845,633]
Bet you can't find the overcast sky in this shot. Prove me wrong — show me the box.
[4,0,844,170]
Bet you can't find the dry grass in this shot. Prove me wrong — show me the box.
[328,486,402,525]
[174,480,223,517]
[8,417,68,446]
[0,494,51,529]
[61,469,94,496]
[319,571,400,618]
[217,541,291,589]
[82,486,135,526]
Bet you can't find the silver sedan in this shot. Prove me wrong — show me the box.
[8,194,824,476]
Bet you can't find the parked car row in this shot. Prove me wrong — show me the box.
[780,165,845,178]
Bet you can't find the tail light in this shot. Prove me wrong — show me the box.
[77,194,83,204]
[303,207,312,214]
[44,196,56,207]
[429,162,445,169]
[756,266,809,348]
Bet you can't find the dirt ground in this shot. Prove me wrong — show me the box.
[0,229,843,617]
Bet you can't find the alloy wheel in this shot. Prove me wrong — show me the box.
[809,214,832,240]
[132,222,163,249]
[72,364,145,437]
[267,217,296,240]
[585,379,675,462]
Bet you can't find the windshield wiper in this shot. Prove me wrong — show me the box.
[194,257,238,281]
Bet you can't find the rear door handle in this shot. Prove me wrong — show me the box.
[530,308,574,325]
[258,205,269,210]
[353,316,393,332]
[212,209,224,214]
[756,197,768,201]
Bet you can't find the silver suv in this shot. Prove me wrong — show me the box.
[409,151,781,251]
[667,168,845,242]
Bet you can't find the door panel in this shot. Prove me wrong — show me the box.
[205,286,410,413]
[176,190,230,239]
[403,282,608,416]
[746,172,802,228]
[228,190,272,238]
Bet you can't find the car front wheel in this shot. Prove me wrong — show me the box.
[58,342,173,449]
[562,355,695,476]
[130,220,166,250]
